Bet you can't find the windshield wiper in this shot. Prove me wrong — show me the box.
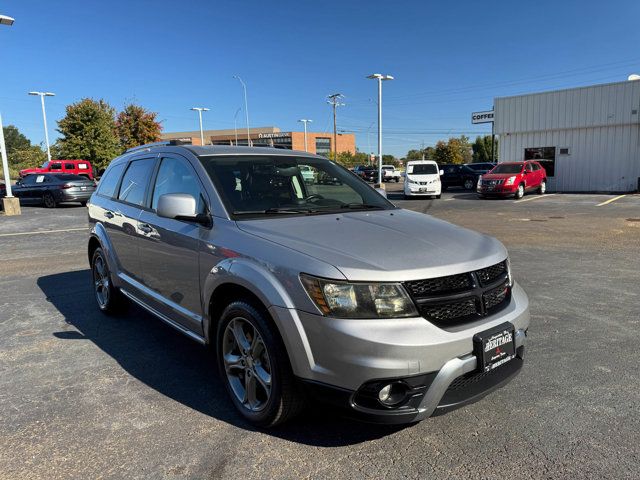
[233,207,320,215]
[339,203,385,210]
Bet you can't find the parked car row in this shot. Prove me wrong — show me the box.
[2,173,96,207]
[20,159,95,180]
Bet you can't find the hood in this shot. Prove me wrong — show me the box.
[481,172,520,180]
[236,209,507,282]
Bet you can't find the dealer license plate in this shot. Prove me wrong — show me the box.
[473,323,515,372]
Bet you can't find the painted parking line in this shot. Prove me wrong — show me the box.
[0,227,88,238]
[514,193,556,204]
[596,194,626,207]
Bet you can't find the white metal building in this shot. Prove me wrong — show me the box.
[495,80,640,192]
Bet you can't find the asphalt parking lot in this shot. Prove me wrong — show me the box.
[1,186,640,479]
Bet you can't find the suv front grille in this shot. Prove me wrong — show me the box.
[404,261,510,328]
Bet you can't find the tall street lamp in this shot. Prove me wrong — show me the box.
[233,76,251,146]
[28,91,55,163]
[190,107,210,145]
[233,107,241,146]
[1,13,20,215]
[297,119,312,152]
[366,74,394,184]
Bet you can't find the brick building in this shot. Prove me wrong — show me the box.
[160,126,356,156]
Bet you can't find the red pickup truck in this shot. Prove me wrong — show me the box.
[20,160,94,180]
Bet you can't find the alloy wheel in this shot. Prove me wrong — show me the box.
[222,317,272,412]
[93,255,110,308]
[464,179,474,190]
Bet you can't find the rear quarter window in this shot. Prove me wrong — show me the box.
[96,162,126,198]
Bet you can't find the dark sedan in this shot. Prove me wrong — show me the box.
[13,173,96,207]
[441,163,496,190]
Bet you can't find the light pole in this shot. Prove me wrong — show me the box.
[28,91,55,163]
[190,107,209,146]
[1,13,20,215]
[367,74,394,184]
[233,76,251,146]
[233,107,241,145]
[297,119,312,152]
[327,93,345,159]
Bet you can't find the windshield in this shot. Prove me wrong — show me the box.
[200,155,395,218]
[40,161,49,169]
[491,163,523,174]
[466,163,493,172]
[408,164,438,175]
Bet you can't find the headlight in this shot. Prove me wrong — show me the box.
[477,178,483,186]
[505,176,516,185]
[407,178,418,185]
[300,274,418,318]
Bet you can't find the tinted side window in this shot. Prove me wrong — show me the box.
[97,162,126,198]
[50,163,62,170]
[151,157,205,214]
[118,159,156,206]
[64,163,75,169]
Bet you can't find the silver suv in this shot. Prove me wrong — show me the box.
[87,143,529,426]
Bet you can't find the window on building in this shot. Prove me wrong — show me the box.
[524,147,555,177]
[315,137,331,157]
[559,148,570,155]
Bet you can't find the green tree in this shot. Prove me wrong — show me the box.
[56,98,121,170]
[405,146,436,161]
[433,136,472,164]
[7,145,47,178]
[116,103,163,150]
[472,135,498,162]
[3,125,31,155]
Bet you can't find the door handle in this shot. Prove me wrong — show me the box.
[139,223,153,234]
[104,211,114,219]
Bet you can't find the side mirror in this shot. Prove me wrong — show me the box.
[157,193,211,226]
[375,187,387,198]
[439,170,444,176]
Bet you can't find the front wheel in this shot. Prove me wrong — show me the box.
[515,184,525,199]
[217,301,304,427]
[463,178,475,190]
[538,181,546,195]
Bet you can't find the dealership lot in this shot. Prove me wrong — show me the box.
[1,191,639,480]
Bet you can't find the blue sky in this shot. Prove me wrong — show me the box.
[2,0,640,157]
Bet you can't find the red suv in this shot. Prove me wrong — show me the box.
[20,159,94,181]
[477,161,547,199]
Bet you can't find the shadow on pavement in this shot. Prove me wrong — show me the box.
[38,269,406,447]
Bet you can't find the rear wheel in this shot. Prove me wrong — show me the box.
[515,184,525,199]
[217,301,304,427]
[91,247,125,314]
[43,192,56,208]
[463,178,475,190]
[538,180,546,195]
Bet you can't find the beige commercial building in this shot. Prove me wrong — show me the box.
[160,126,356,156]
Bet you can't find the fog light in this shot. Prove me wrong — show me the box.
[377,382,408,406]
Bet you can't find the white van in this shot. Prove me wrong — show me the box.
[403,160,443,199]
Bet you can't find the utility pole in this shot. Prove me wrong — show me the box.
[490,106,495,162]
[297,119,312,152]
[421,141,425,161]
[234,107,241,145]
[327,93,344,160]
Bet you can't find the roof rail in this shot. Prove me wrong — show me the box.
[125,139,192,154]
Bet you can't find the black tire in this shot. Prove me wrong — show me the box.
[80,201,87,207]
[404,194,410,200]
[217,301,305,427]
[435,194,441,199]
[442,185,448,191]
[91,247,126,314]
[515,184,525,199]
[463,178,475,190]
[538,180,546,195]
[43,192,56,208]
[395,177,399,182]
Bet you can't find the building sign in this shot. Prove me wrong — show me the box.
[258,132,291,139]
[471,110,494,124]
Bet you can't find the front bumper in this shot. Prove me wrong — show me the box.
[404,183,441,196]
[269,282,530,423]
[477,184,517,196]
